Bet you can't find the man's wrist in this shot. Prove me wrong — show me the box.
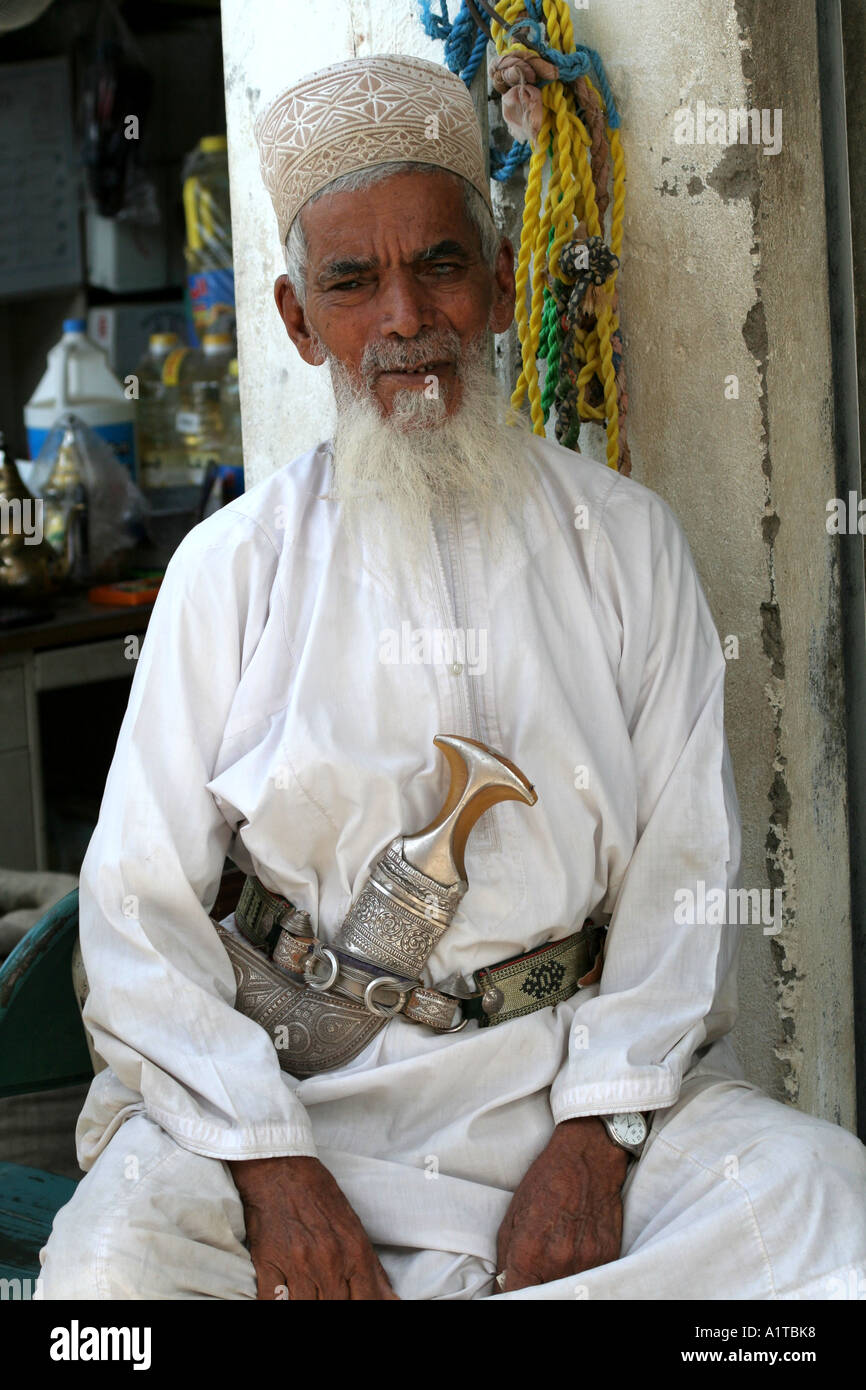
[228,1153,318,1190]
[553,1115,631,1179]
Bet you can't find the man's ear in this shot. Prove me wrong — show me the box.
[488,237,516,335]
[274,275,327,366]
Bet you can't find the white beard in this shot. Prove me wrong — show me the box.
[319,330,537,577]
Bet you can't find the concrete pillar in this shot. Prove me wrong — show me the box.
[221,0,858,1128]
[574,0,856,1126]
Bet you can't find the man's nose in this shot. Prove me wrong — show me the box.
[377,271,435,339]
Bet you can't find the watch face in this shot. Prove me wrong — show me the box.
[610,1112,647,1147]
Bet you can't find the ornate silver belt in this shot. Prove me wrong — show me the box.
[214,735,606,1078]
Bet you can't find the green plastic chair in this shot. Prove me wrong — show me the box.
[0,888,90,1284]
[0,867,244,1288]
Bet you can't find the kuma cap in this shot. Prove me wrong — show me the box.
[254,53,492,248]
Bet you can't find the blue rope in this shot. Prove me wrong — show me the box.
[452,22,489,84]
[444,7,482,77]
[418,0,452,42]
[491,140,531,181]
[418,0,530,176]
[420,2,489,86]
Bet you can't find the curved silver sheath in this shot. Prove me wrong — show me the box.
[215,924,384,1078]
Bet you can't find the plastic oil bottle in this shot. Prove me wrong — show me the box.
[136,332,186,490]
[174,332,233,482]
[182,136,235,346]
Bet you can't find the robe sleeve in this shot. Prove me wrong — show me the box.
[550,481,743,1121]
[77,513,318,1161]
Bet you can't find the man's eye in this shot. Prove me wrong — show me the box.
[427,262,460,274]
[332,280,363,291]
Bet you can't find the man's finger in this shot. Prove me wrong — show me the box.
[372,1278,400,1300]
[503,1263,544,1293]
[284,1273,323,1300]
[254,1255,324,1301]
[256,1258,289,1301]
[372,1254,399,1299]
[495,1209,515,1272]
[373,1271,400,1300]
[316,1276,352,1300]
[348,1277,383,1300]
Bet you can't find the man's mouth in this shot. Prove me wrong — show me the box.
[377,359,453,378]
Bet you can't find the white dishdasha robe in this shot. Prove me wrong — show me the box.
[36,434,866,1300]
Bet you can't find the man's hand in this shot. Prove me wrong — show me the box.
[229,1154,399,1300]
[495,1116,630,1293]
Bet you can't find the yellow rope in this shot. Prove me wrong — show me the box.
[511,105,552,416]
[609,126,626,260]
[490,1,626,469]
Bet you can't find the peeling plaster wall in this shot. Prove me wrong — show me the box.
[567,5,787,1102]
[744,0,856,1124]
[221,0,857,1126]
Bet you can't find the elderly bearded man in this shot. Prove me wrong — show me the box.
[37,55,866,1302]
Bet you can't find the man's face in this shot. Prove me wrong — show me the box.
[274,168,516,416]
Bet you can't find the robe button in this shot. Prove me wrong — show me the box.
[450,661,463,675]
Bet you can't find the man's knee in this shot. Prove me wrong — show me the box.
[37,1114,256,1300]
[770,1113,866,1223]
[672,1076,866,1210]
[742,1104,866,1203]
[37,1118,168,1299]
[37,1184,104,1299]
[726,1096,866,1292]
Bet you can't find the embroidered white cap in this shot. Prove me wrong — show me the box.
[254,53,492,248]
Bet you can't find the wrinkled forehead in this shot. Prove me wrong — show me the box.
[300,168,477,269]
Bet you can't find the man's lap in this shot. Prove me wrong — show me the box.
[36,1070,866,1301]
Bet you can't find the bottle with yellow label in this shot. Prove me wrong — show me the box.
[221,355,243,457]
[174,332,233,482]
[136,333,185,490]
[182,136,235,345]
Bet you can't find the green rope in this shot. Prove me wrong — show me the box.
[538,193,564,425]
[540,288,561,419]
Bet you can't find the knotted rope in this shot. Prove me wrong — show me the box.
[419,0,629,471]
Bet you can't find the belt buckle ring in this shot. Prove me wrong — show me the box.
[304,943,339,992]
[363,975,410,1018]
[439,1010,469,1034]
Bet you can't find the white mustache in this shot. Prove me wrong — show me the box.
[360,331,462,380]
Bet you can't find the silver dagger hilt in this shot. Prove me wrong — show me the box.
[334,734,537,979]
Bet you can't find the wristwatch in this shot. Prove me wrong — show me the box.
[598,1111,649,1158]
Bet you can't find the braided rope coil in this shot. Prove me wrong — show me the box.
[420,0,629,470]
[490,0,629,471]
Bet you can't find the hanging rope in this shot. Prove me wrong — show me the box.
[418,1,531,180]
[418,0,629,471]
